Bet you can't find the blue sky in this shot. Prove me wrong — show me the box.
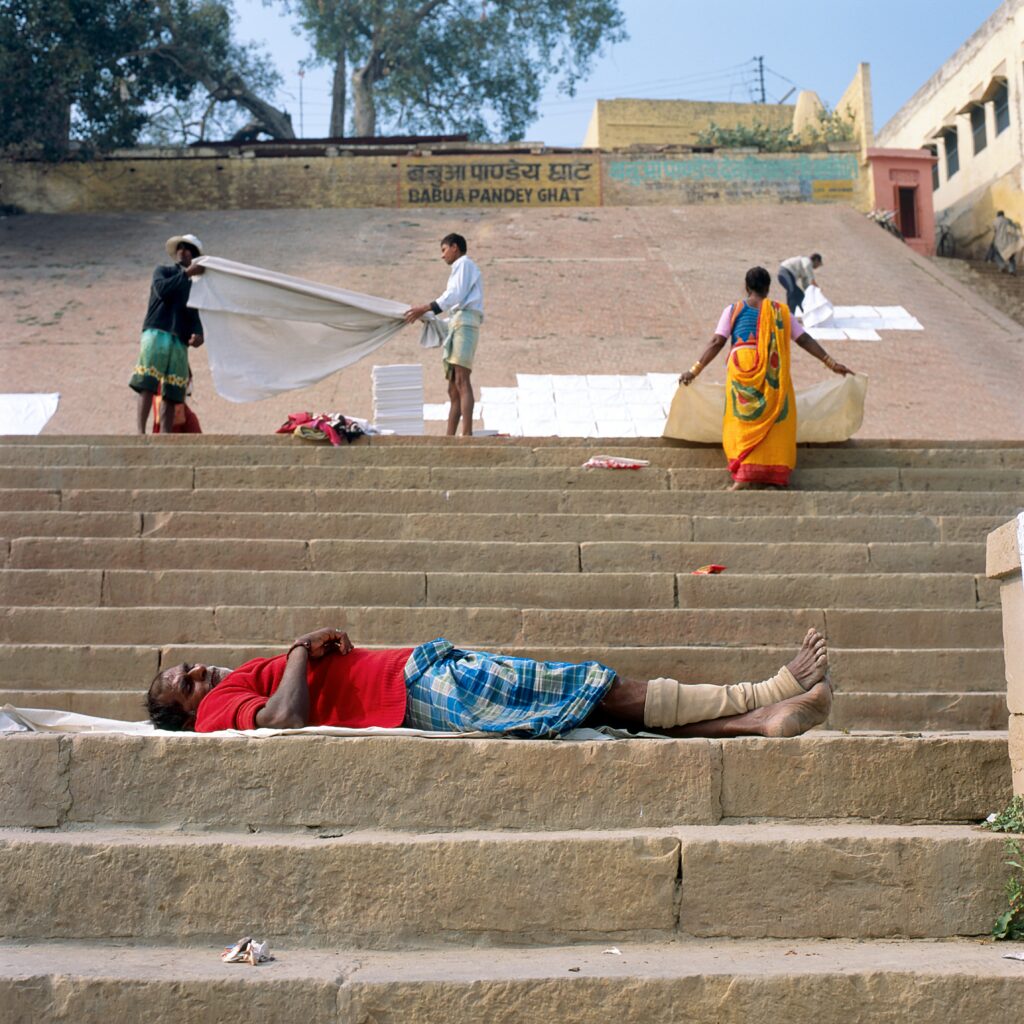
[234,0,999,143]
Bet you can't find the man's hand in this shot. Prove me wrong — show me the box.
[185,263,206,278]
[293,627,353,658]
[403,304,432,324]
[188,334,204,348]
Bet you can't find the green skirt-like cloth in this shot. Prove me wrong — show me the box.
[129,328,189,403]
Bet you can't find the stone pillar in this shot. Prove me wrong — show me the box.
[987,518,1023,795]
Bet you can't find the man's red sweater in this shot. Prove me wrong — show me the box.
[194,647,412,732]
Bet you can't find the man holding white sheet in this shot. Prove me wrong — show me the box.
[404,233,484,436]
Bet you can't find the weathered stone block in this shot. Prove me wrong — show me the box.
[0,736,65,827]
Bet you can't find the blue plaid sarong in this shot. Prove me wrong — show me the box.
[403,639,616,737]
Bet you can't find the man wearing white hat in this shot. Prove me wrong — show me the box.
[129,233,207,434]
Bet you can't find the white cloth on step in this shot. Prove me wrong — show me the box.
[186,257,447,402]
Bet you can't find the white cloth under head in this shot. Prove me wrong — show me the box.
[0,393,59,435]
[186,256,446,402]
[0,704,634,743]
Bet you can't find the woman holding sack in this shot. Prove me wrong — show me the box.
[679,266,853,490]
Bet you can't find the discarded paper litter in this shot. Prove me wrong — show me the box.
[581,455,650,470]
[221,936,274,965]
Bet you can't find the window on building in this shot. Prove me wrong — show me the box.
[925,144,939,190]
[994,81,1010,135]
[971,104,987,154]
[943,127,959,178]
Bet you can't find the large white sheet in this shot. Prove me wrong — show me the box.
[0,705,639,742]
[663,373,868,444]
[0,393,59,435]
[187,257,446,402]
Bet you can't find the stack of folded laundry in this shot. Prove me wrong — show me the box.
[371,364,424,435]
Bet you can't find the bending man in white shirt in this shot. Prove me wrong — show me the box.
[405,232,484,436]
[777,253,822,314]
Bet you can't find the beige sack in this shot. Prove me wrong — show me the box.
[663,373,868,444]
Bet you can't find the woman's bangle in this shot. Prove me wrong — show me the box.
[822,355,837,370]
[287,639,312,658]
[689,362,703,376]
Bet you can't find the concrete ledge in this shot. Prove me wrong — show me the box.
[986,519,1021,579]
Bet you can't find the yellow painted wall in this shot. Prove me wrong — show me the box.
[582,98,794,149]
[837,63,875,154]
[0,149,862,213]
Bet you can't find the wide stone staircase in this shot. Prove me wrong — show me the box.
[1,435,1022,1019]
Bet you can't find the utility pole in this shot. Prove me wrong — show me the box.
[755,56,766,104]
[298,68,305,138]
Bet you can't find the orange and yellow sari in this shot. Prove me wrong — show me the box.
[722,299,797,486]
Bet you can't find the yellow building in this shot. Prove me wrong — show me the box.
[582,98,794,149]
[877,0,1024,255]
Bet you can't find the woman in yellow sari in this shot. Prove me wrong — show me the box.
[679,267,852,490]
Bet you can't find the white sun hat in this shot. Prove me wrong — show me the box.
[165,233,204,258]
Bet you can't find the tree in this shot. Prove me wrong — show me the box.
[279,0,626,139]
[0,0,292,157]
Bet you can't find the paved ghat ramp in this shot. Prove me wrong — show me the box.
[3,204,1022,437]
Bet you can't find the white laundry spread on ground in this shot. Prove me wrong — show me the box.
[0,393,59,435]
[798,285,923,337]
[186,257,446,402]
[662,373,868,444]
[0,705,642,741]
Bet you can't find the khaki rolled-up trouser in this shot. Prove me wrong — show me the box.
[644,666,804,728]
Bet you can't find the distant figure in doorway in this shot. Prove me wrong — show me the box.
[989,211,1022,275]
[678,266,852,490]
[404,233,484,436]
[130,234,206,435]
[777,253,822,313]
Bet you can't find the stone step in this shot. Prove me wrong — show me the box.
[2,440,1023,469]
[5,435,1023,449]
[0,569,997,611]
[1,643,1003,693]
[581,541,987,573]
[2,687,1005,732]
[0,605,1002,648]
[3,939,1022,1024]
[828,691,1009,731]
[3,463,1023,492]
[2,485,1019,517]
[0,510,1006,544]
[1,732,1008,832]
[0,824,1005,943]
[3,536,992,576]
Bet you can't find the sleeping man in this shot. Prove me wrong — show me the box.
[146,626,833,739]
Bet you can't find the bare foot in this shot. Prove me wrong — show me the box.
[728,480,751,491]
[759,681,832,737]
[785,627,829,691]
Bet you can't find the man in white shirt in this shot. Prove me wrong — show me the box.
[405,233,484,436]
[777,253,822,313]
